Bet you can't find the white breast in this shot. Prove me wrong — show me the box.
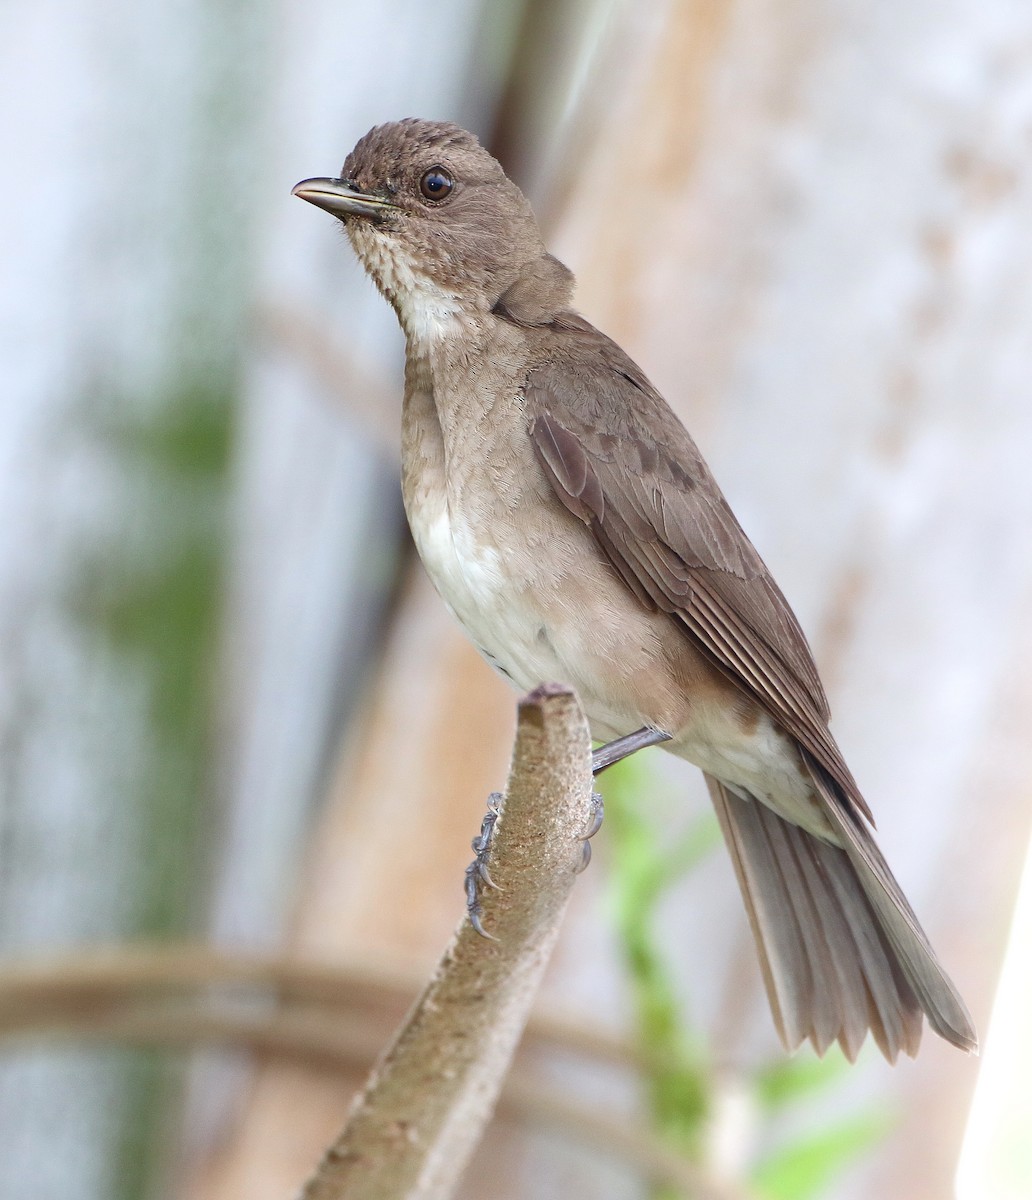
[416,505,503,629]
[395,271,462,345]
[409,499,566,691]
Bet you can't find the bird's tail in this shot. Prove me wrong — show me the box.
[706,775,977,1062]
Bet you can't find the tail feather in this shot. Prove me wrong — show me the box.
[707,775,973,1061]
[807,770,977,1055]
[756,799,918,1060]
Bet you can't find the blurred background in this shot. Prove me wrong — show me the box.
[2,0,1032,1197]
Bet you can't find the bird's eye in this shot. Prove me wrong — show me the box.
[419,168,454,202]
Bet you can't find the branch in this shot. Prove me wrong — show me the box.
[0,946,642,1071]
[300,682,594,1200]
[0,946,414,1018]
[0,1007,746,1198]
[0,688,754,1199]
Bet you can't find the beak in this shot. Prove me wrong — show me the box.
[291,176,396,220]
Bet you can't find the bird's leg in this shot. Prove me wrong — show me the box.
[591,725,672,774]
[465,792,503,939]
[466,728,672,935]
[577,727,672,871]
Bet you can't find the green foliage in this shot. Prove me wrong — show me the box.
[73,374,235,1200]
[75,376,234,936]
[45,7,269,1198]
[600,753,892,1199]
[753,1110,894,1200]
[601,754,719,1165]
[754,1047,894,1199]
[755,1048,853,1111]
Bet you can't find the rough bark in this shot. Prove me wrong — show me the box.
[297,683,592,1200]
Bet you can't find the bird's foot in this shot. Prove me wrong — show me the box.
[576,791,605,873]
[465,792,503,939]
[464,731,649,930]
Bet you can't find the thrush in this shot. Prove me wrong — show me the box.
[293,118,976,1062]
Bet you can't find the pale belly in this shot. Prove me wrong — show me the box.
[406,492,830,835]
[404,474,684,750]
[407,499,573,693]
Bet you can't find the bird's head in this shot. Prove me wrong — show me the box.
[293,119,571,338]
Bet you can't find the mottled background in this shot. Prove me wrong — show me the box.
[2,1,1031,1198]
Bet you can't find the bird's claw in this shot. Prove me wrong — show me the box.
[475,857,499,891]
[581,791,605,840]
[465,792,503,939]
[577,839,592,873]
[575,792,604,874]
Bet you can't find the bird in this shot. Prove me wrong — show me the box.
[292,118,976,1062]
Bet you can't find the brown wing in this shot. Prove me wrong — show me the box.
[526,322,870,822]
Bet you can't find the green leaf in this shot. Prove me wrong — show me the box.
[600,753,719,1162]
[755,1046,852,1111]
[753,1111,893,1200]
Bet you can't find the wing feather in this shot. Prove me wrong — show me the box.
[526,337,871,819]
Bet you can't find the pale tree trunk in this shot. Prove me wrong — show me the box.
[547,1,1032,1196]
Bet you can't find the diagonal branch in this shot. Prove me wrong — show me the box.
[0,1007,746,1199]
[299,682,593,1200]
